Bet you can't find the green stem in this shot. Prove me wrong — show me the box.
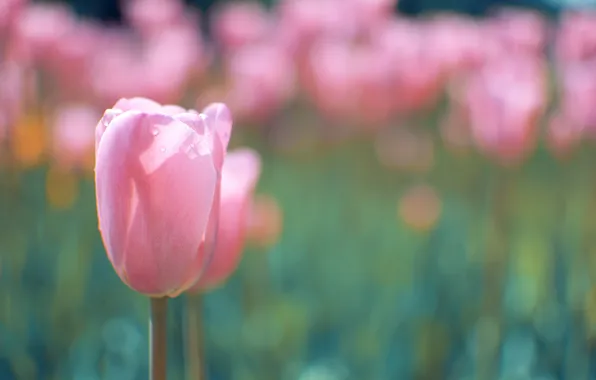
[185,294,206,380]
[150,297,168,380]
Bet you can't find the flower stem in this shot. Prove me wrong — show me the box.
[150,297,168,380]
[185,294,206,380]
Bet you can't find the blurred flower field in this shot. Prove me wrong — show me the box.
[3,0,596,379]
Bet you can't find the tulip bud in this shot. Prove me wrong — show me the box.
[95,97,232,297]
[189,148,262,291]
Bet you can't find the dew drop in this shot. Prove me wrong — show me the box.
[101,109,122,128]
[185,143,199,159]
[152,128,160,136]
[160,146,166,152]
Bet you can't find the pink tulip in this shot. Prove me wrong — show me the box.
[557,61,596,136]
[276,0,358,53]
[43,20,103,100]
[347,0,397,27]
[0,0,25,37]
[225,43,295,123]
[372,19,443,113]
[95,97,232,297]
[11,2,75,63]
[88,27,155,105]
[122,0,186,38]
[51,104,99,170]
[211,2,272,52]
[463,56,547,165]
[89,21,205,106]
[486,8,547,57]
[303,39,359,123]
[189,148,262,291]
[141,22,206,103]
[555,11,596,63]
[424,15,489,76]
[303,38,395,126]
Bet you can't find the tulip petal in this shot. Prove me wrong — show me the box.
[96,110,217,295]
[202,102,233,152]
[113,97,162,112]
[190,148,261,290]
[175,111,225,171]
[161,104,187,115]
[220,148,261,199]
[95,108,123,152]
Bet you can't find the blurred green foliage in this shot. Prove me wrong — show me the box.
[2,122,596,378]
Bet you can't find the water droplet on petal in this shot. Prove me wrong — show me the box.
[185,143,198,159]
[160,146,166,152]
[101,109,122,129]
[152,128,160,136]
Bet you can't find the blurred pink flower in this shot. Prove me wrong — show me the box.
[373,19,443,113]
[424,15,489,76]
[90,21,205,106]
[276,0,359,55]
[303,39,359,123]
[189,148,262,291]
[557,61,596,136]
[463,56,547,165]
[0,0,25,37]
[51,104,99,169]
[211,2,272,52]
[350,44,398,126]
[486,8,548,57]
[347,0,398,27]
[308,40,395,126]
[142,22,207,102]
[122,0,187,38]
[225,43,295,123]
[88,29,144,105]
[555,11,596,63]
[43,21,103,100]
[11,2,75,63]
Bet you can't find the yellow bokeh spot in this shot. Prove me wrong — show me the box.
[11,114,46,168]
[247,194,283,250]
[398,184,442,232]
[46,165,79,210]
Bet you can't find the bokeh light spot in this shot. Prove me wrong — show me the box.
[11,114,46,168]
[247,194,283,249]
[46,165,79,210]
[398,184,442,232]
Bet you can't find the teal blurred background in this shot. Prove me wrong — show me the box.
[9,122,596,379]
[2,0,596,379]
